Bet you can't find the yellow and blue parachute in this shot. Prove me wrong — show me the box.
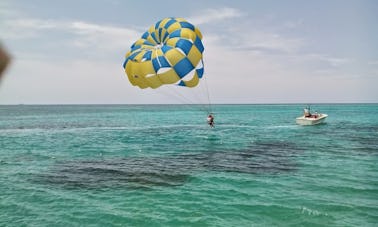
[122,17,204,89]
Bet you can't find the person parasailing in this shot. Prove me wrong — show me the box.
[207,113,214,127]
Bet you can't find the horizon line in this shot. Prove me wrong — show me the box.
[0,102,377,106]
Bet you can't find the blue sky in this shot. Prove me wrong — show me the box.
[0,0,377,104]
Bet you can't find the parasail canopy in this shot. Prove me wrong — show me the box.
[123,17,204,89]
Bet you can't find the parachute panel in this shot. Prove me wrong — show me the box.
[179,71,200,87]
[174,58,194,78]
[164,48,185,66]
[186,44,202,67]
[158,69,181,84]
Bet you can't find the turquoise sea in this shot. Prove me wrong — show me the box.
[0,104,377,226]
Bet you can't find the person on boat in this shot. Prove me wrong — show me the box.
[207,114,214,127]
[304,107,311,117]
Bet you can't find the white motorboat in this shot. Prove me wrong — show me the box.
[296,113,328,125]
[296,106,328,125]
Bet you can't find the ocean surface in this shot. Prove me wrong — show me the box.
[0,104,377,226]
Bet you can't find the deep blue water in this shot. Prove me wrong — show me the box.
[0,104,377,226]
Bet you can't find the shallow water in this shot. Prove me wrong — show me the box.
[1,104,377,226]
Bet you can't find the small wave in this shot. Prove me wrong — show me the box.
[267,125,298,129]
[301,206,328,216]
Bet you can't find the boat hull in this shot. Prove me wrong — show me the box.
[296,114,328,126]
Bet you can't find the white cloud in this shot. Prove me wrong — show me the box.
[1,18,54,39]
[191,8,304,55]
[68,21,140,52]
[188,7,244,25]
[1,17,140,53]
[368,60,378,65]
[305,54,352,68]
[326,57,351,67]
[231,30,304,54]
[283,19,304,29]
[0,1,19,17]
[12,18,59,29]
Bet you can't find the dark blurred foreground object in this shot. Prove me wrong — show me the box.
[0,43,11,79]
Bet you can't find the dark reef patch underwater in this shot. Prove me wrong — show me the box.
[33,141,302,189]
